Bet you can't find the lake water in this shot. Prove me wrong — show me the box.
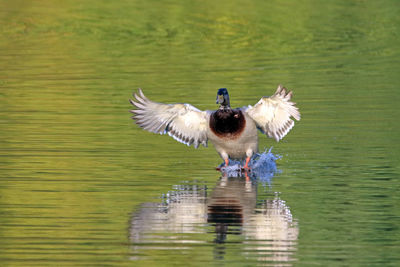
[1,0,399,266]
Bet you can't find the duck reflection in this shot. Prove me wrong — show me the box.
[130,175,298,264]
[207,176,255,244]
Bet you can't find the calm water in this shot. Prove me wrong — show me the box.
[1,0,400,266]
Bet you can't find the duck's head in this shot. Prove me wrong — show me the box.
[216,88,230,108]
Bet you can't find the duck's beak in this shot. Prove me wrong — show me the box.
[216,95,224,104]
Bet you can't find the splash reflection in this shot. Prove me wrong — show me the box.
[130,177,298,264]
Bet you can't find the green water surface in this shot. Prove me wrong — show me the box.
[1,0,400,266]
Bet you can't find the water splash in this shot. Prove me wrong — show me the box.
[218,147,281,185]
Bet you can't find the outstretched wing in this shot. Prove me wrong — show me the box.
[245,85,301,142]
[130,89,209,148]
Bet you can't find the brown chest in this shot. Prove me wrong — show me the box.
[209,109,246,139]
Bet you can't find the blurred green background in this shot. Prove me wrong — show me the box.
[1,0,399,266]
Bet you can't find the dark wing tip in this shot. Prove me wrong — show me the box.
[286,90,293,99]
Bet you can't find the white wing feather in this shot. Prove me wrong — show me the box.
[130,89,208,148]
[245,85,301,142]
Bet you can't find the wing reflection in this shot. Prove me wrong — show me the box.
[130,184,208,245]
[130,176,298,264]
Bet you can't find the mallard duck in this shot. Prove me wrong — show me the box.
[130,85,300,169]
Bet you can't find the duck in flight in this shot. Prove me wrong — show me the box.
[130,85,300,169]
